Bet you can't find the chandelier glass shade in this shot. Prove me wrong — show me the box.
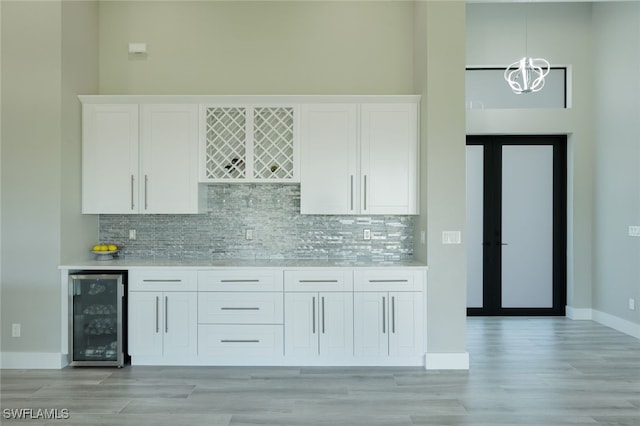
[504,57,550,94]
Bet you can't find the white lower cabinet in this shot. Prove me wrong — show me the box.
[128,291,198,360]
[353,291,423,358]
[284,292,353,359]
[126,267,425,366]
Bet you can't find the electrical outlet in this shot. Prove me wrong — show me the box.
[363,229,371,240]
[245,229,254,240]
[12,323,20,337]
[129,229,137,240]
[629,298,636,311]
[421,231,426,245]
[628,226,640,237]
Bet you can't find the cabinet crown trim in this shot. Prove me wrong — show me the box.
[78,95,421,105]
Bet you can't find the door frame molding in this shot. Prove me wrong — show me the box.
[467,135,567,316]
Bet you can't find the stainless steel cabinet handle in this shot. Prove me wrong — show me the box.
[165,296,168,333]
[391,296,395,334]
[155,296,159,333]
[369,280,409,283]
[143,279,182,283]
[363,175,368,211]
[220,279,260,283]
[144,175,149,210]
[221,307,260,311]
[350,175,354,211]
[299,280,338,283]
[221,340,260,343]
[131,175,135,210]
[312,296,316,334]
[321,297,325,334]
[382,296,386,334]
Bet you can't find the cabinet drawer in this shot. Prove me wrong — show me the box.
[354,269,424,291]
[284,270,353,292]
[198,324,283,357]
[198,270,283,291]
[198,293,283,324]
[129,269,197,291]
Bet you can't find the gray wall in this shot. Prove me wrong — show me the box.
[1,0,98,362]
[592,2,640,325]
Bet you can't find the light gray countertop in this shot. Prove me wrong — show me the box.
[59,257,428,270]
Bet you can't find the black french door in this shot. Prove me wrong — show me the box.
[466,135,567,316]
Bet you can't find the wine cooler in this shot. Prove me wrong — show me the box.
[69,273,125,367]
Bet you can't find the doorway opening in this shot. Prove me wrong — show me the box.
[466,135,567,316]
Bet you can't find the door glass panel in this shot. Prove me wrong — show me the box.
[466,145,484,308]
[501,146,554,308]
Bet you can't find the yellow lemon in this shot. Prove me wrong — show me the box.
[108,244,117,251]
[100,244,109,251]
[92,244,101,251]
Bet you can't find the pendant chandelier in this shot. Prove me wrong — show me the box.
[504,57,550,94]
[504,4,550,94]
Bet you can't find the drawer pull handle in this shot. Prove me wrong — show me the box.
[368,280,409,283]
[312,296,316,334]
[221,339,260,343]
[220,307,260,311]
[382,296,386,334]
[220,279,260,283]
[143,279,182,283]
[299,280,339,283]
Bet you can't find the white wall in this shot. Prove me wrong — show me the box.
[592,1,640,327]
[0,0,98,366]
[466,2,595,314]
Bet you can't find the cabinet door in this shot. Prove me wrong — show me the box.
[388,292,424,357]
[284,293,318,357]
[162,292,198,357]
[353,292,388,357]
[82,104,139,214]
[319,292,353,357]
[360,103,418,214]
[141,104,200,214]
[201,106,248,181]
[300,104,358,214]
[128,292,163,357]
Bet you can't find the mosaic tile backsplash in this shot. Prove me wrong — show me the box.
[100,184,414,262]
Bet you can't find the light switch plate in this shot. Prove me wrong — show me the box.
[628,226,640,237]
[442,231,461,244]
[363,229,371,240]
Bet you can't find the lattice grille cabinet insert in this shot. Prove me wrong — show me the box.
[253,107,295,180]
[204,107,247,179]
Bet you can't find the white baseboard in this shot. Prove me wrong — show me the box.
[592,309,640,340]
[0,352,66,369]
[424,352,469,370]
[565,306,593,320]
[566,306,640,340]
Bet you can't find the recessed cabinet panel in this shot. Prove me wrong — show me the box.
[360,103,418,214]
[300,104,358,214]
[82,104,139,214]
[198,292,283,324]
[141,104,200,214]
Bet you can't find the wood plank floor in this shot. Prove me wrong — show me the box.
[2,317,639,425]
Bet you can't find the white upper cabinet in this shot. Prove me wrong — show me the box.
[360,103,418,215]
[82,104,139,214]
[81,101,203,214]
[300,101,419,215]
[200,105,299,183]
[299,104,358,214]
[140,104,201,214]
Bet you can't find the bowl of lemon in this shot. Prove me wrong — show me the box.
[92,244,120,261]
